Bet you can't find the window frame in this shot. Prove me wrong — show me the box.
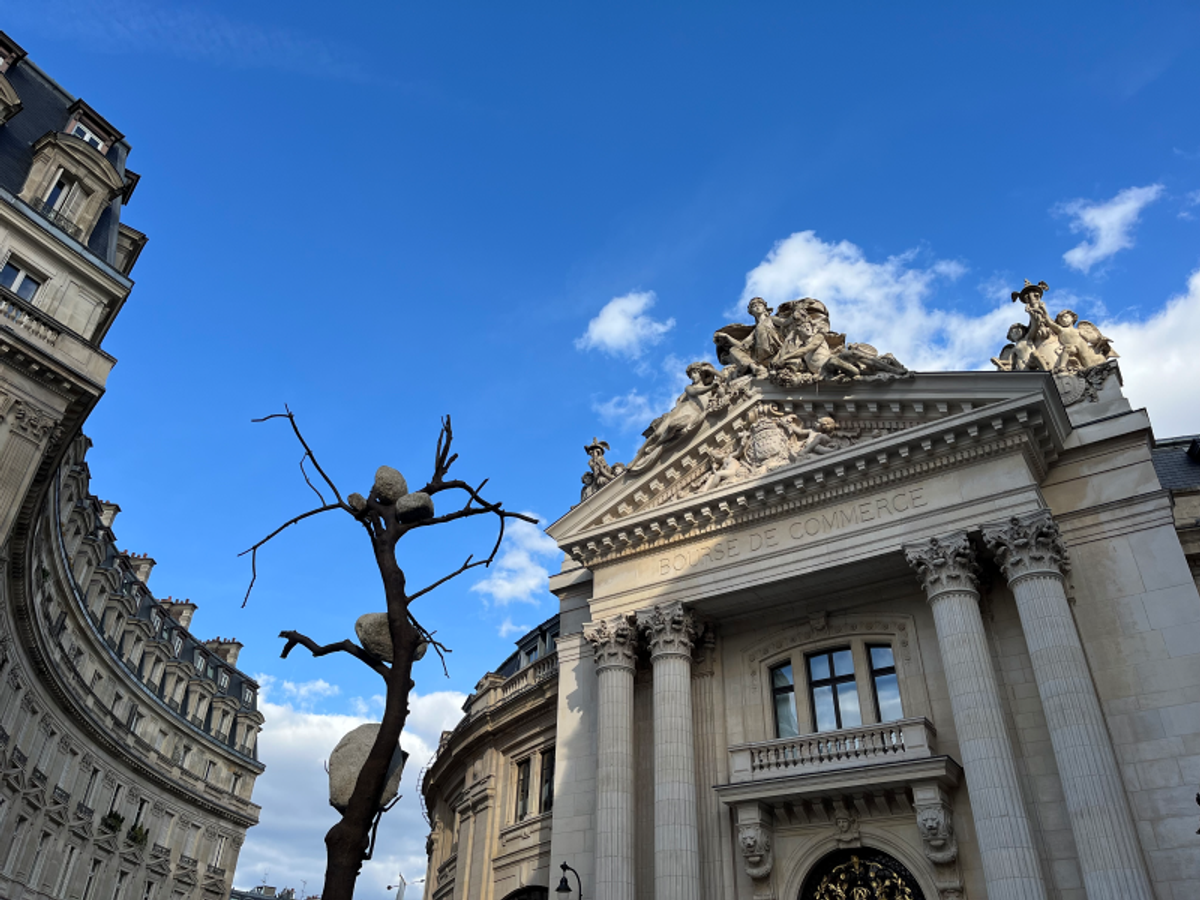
[538,748,555,814]
[867,643,902,723]
[761,634,907,741]
[0,256,44,302]
[805,646,861,733]
[769,661,799,738]
[513,757,532,822]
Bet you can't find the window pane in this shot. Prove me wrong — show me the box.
[774,693,799,738]
[870,645,895,670]
[836,681,862,727]
[832,649,855,677]
[0,263,18,289]
[812,685,837,732]
[875,673,903,722]
[808,654,830,681]
[16,275,40,301]
[771,663,794,690]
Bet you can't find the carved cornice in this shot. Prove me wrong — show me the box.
[981,509,1070,584]
[583,614,637,671]
[638,601,697,660]
[904,533,979,601]
[562,414,1053,568]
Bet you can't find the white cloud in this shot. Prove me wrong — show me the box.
[469,516,558,606]
[575,291,675,358]
[737,230,1005,372]
[235,685,465,895]
[1101,267,1200,436]
[498,617,530,639]
[1058,185,1164,273]
[278,678,340,706]
[593,389,673,432]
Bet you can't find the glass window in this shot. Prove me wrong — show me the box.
[0,261,41,302]
[514,759,531,821]
[807,647,861,732]
[770,662,799,738]
[539,749,555,813]
[870,644,903,723]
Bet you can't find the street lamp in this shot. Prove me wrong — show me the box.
[555,862,582,900]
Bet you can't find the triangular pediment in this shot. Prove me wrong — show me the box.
[548,371,1071,565]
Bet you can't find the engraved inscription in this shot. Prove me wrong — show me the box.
[653,484,927,580]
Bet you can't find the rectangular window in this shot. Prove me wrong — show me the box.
[158,812,176,847]
[5,816,29,874]
[808,647,861,732]
[108,783,124,815]
[204,760,216,782]
[770,662,799,738]
[184,823,201,856]
[514,758,531,821]
[111,870,129,900]
[55,845,79,898]
[539,749,555,813]
[869,645,903,723]
[141,882,157,900]
[230,772,242,796]
[82,859,103,900]
[83,766,101,805]
[72,122,103,149]
[209,835,226,868]
[133,798,149,828]
[0,260,42,302]
[29,830,51,887]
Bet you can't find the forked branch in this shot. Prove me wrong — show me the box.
[279,630,390,678]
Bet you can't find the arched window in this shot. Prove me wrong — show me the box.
[800,848,926,900]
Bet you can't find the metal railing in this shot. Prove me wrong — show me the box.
[28,197,84,241]
[178,855,198,869]
[53,786,71,805]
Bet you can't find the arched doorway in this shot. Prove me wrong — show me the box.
[800,848,927,900]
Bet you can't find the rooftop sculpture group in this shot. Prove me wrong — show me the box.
[992,280,1118,374]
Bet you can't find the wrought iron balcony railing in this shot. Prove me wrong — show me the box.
[28,197,84,241]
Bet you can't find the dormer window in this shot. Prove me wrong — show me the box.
[71,122,102,150]
[241,686,254,707]
[0,259,42,302]
[217,670,229,692]
[193,650,205,674]
[171,634,183,657]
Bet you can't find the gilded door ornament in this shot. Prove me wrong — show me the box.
[803,850,926,900]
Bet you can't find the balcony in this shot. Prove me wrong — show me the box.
[28,197,84,241]
[178,856,198,870]
[31,766,47,786]
[53,786,71,805]
[206,865,226,878]
[151,843,171,858]
[500,652,559,700]
[719,718,960,808]
[75,801,94,819]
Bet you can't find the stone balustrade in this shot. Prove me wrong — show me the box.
[499,651,559,699]
[728,717,936,784]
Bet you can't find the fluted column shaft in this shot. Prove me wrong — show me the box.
[640,602,701,900]
[985,512,1153,900]
[906,533,1047,900]
[584,615,638,900]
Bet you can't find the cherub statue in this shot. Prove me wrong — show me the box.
[1002,280,1118,372]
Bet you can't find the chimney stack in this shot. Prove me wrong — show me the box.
[99,500,121,528]
[203,637,243,667]
[161,597,197,630]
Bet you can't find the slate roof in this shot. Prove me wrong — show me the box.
[0,49,131,266]
[1151,435,1200,491]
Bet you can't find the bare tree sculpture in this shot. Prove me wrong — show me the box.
[241,408,535,900]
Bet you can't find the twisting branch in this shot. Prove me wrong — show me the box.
[278,630,390,678]
[253,405,346,506]
[299,454,326,505]
[239,503,345,606]
[408,613,452,677]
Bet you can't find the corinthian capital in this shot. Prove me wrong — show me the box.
[638,601,697,660]
[583,614,637,671]
[904,532,979,600]
[982,509,1069,583]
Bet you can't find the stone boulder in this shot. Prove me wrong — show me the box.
[395,491,434,524]
[355,613,393,663]
[327,723,408,814]
[372,467,408,503]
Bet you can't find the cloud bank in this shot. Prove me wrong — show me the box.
[1058,184,1164,273]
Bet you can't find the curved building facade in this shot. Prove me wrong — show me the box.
[0,30,264,900]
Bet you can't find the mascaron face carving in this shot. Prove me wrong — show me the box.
[737,822,773,880]
[638,601,697,658]
[916,804,958,865]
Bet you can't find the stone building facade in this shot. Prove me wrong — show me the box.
[0,31,264,900]
[422,289,1200,900]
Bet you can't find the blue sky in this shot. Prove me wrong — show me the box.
[7,0,1200,891]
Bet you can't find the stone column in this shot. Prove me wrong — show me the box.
[583,614,638,900]
[983,511,1153,900]
[905,533,1047,900]
[639,601,701,900]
